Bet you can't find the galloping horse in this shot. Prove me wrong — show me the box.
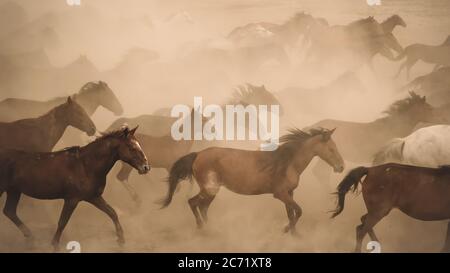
[0,97,96,152]
[394,36,450,80]
[310,92,447,184]
[160,128,344,234]
[0,81,123,122]
[0,126,150,251]
[332,163,450,252]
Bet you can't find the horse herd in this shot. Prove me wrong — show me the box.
[0,11,450,253]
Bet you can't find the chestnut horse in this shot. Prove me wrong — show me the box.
[0,97,96,152]
[0,126,149,251]
[332,163,450,252]
[160,128,344,234]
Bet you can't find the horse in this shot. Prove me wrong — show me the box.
[0,126,150,251]
[108,83,283,137]
[0,81,123,122]
[310,92,447,185]
[305,15,405,69]
[116,133,194,205]
[227,12,316,49]
[394,37,450,80]
[332,163,450,252]
[159,128,344,234]
[400,66,450,98]
[373,125,450,167]
[0,97,96,152]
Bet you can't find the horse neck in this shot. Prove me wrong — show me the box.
[80,138,119,177]
[381,17,396,33]
[38,107,70,151]
[74,90,99,116]
[290,143,316,175]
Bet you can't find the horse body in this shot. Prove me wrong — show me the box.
[395,43,450,79]
[333,163,450,252]
[0,97,96,152]
[0,126,149,250]
[373,125,450,167]
[160,128,344,233]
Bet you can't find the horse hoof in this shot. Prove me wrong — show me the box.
[283,225,290,233]
[117,238,125,246]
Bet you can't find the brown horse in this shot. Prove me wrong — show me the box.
[0,81,123,122]
[160,128,344,234]
[0,97,96,152]
[332,163,450,253]
[0,126,149,251]
[116,133,194,205]
[310,92,447,185]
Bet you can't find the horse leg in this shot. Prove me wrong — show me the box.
[361,214,379,242]
[117,163,141,206]
[394,61,407,78]
[405,58,418,81]
[440,221,450,253]
[51,199,79,251]
[282,190,296,233]
[354,212,384,253]
[86,196,125,246]
[3,190,33,239]
[188,193,204,229]
[274,190,302,236]
[199,194,216,223]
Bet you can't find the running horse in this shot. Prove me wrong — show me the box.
[160,128,344,234]
[0,126,150,251]
[0,81,123,122]
[0,97,96,152]
[332,163,450,253]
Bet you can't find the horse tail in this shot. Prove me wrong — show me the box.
[331,166,369,218]
[158,152,198,208]
[372,138,405,165]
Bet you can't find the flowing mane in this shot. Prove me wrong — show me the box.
[262,127,333,176]
[348,16,376,27]
[383,92,428,117]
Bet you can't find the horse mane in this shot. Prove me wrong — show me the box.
[382,14,401,24]
[262,127,331,177]
[78,81,103,94]
[284,12,313,26]
[229,83,267,105]
[383,92,428,117]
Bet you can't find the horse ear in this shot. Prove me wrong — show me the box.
[330,128,336,135]
[67,96,73,104]
[129,126,139,136]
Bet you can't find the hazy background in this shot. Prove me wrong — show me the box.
[0,0,449,252]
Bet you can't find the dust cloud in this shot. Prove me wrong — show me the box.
[0,0,449,253]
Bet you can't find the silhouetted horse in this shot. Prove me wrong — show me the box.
[310,92,447,185]
[332,163,450,252]
[0,97,95,152]
[160,128,344,234]
[0,81,123,122]
[0,126,149,251]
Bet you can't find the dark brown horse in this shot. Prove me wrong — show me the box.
[160,128,344,234]
[0,81,123,122]
[0,97,96,152]
[0,126,149,251]
[116,133,194,205]
[332,163,450,253]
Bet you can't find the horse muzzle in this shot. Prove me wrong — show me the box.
[334,165,344,173]
[137,164,151,174]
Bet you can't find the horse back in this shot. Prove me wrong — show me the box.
[0,98,54,121]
